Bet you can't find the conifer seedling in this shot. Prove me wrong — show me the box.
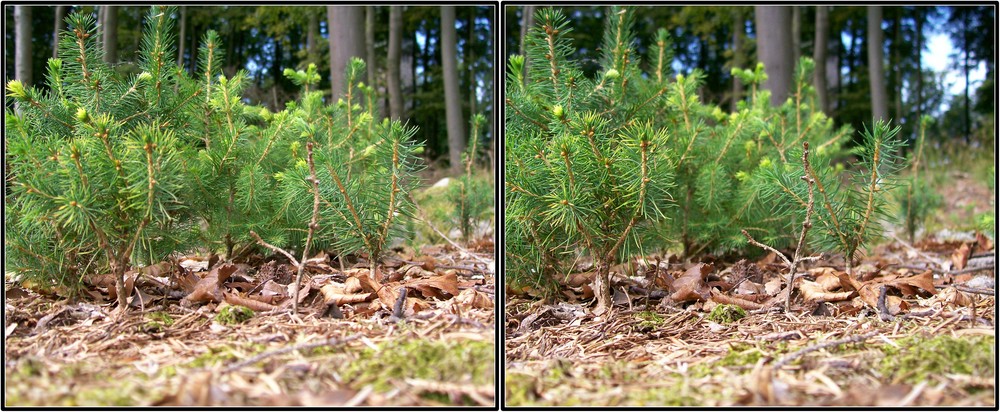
[6,7,196,311]
[506,7,675,314]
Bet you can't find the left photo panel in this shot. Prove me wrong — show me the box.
[4,4,497,407]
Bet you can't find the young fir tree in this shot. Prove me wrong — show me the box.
[757,119,907,277]
[506,7,676,313]
[274,57,425,280]
[896,115,942,242]
[6,7,196,310]
[507,7,896,313]
[448,113,493,242]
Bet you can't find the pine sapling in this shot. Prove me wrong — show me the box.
[6,7,195,311]
[449,113,491,242]
[506,7,675,314]
[760,119,906,278]
[897,115,941,242]
[743,142,821,312]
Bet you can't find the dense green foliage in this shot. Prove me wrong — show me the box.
[506,7,908,307]
[5,6,425,308]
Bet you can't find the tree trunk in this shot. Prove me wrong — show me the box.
[731,10,744,111]
[15,6,32,87]
[593,259,613,315]
[53,6,67,58]
[963,12,971,143]
[365,6,376,88]
[892,11,902,122]
[441,6,467,175]
[387,6,404,120]
[813,5,829,114]
[519,6,535,78]
[103,6,118,64]
[791,5,801,63]
[755,6,794,107]
[915,8,923,122]
[467,7,477,118]
[328,6,365,98]
[177,6,187,67]
[487,9,496,181]
[307,11,319,65]
[867,6,888,122]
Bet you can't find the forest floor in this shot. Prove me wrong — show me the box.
[504,167,995,407]
[4,174,497,408]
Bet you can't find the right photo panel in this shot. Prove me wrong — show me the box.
[503,4,997,407]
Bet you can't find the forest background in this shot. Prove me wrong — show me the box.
[506,5,995,150]
[6,4,497,176]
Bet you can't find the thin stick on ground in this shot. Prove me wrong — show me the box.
[292,142,322,313]
[743,142,818,312]
[248,143,322,313]
[409,195,493,270]
[772,330,878,369]
[221,333,363,374]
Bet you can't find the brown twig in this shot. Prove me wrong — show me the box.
[743,142,818,312]
[290,142,323,313]
[221,334,362,374]
[249,231,299,268]
[773,330,878,369]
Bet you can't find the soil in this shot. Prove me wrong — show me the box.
[503,176,996,406]
[4,239,497,407]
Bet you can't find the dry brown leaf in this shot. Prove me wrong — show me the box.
[815,272,843,291]
[928,286,972,307]
[182,264,238,304]
[561,272,595,288]
[455,288,493,309]
[670,263,713,303]
[320,283,372,305]
[856,284,908,314]
[764,277,783,296]
[404,272,459,299]
[224,292,280,311]
[343,276,362,294]
[975,231,994,254]
[882,270,936,297]
[709,290,766,310]
[952,242,972,270]
[799,280,853,303]
[836,271,863,292]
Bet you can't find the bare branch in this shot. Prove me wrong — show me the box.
[250,230,300,268]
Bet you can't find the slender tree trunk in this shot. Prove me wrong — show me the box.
[487,8,496,181]
[441,6,467,175]
[15,6,33,87]
[593,259,612,315]
[813,5,829,114]
[103,6,118,64]
[96,6,104,51]
[892,11,902,122]
[868,6,888,122]
[963,12,971,143]
[468,7,477,118]
[792,5,801,63]
[177,6,187,67]
[915,8,923,122]
[307,12,319,64]
[53,6,67,58]
[328,6,365,98]
[365,6,376,88]
[755,6,794,106]
[731,10,744,111]
[189,21,198,74]
[387,6,404,120]
[519,6,535,78]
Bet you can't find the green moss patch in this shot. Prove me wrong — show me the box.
[342,338,494,393]
[879,334,995,385]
